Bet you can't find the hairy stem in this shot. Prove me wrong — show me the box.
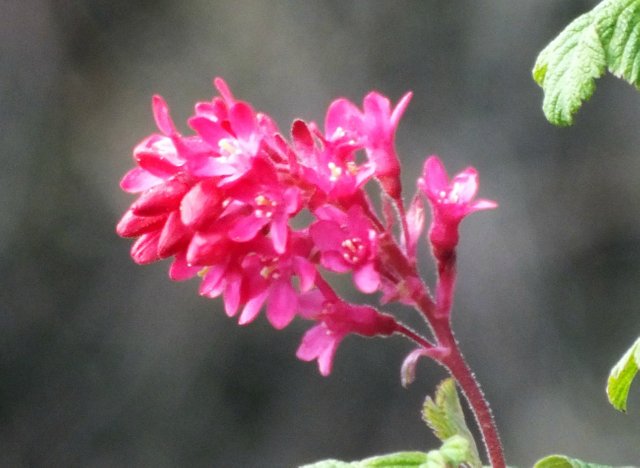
[438,326,505,468]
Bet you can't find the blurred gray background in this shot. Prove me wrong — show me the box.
[3,0,640,466]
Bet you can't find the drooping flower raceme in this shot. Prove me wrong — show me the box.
[117,78,496,379]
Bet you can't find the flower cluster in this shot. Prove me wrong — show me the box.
[117,78,496,375]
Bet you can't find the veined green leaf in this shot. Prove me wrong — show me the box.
[533,454,621,468]
[421,378,481,466]
[298,451,429,468]
[300,380,485,468]
[607,337,640,412]
[533,0,640,126]
[299,461,354,468]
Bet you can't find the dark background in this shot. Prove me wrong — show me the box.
[3,1,640,466]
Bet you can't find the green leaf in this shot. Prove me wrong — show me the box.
[533,0,640,126]
[425,435,477,468]
[359,451,429,467]
[300,443,480,468]
[298,452,429,468]
[607,337,640,412]
[299,461,354,468]
[533,454,616,468]
[421,378,481,466]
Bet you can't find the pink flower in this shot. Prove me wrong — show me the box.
[324,91,412,199]
[296,293,398,376]
[187,78,281,184]
[117,97,198,265]
[310,205,381,293]
[235,234,316,329]
[196,234,316,330]
[119,96,185,194]
[292,120,374,204]
[225,159,302,254]
[418,156,497,254]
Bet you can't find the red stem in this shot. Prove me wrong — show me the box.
[359,184,505,465]
[435,323,505,468]
[395,323,435,350]
[430,246,505,467]
[391,237,504,466]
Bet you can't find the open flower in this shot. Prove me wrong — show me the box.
[235,234,316,329]
[225,159,302,254]
[418,155,497,255]
[310,205,380,293]
[292,119,374,204]
[324,91,412,200]
[296,293,397,376]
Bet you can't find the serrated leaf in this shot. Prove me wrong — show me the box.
[422,378,481,467]
[359,451,429,467]
[299,460,355,468]
[424,435,477,468]
[298,452,430,468]
[533,454,615,468]
[533,0,640,126]
[607,337,640,412]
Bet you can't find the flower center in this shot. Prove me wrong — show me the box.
[331,126,346,140]
[254,194,277,218]
[438,183,463,205]
[218,138,241,160]
[341,237,366,264]
[259,259,280,280]
[328,162,343,182]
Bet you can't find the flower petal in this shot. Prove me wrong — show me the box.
[116,209,166,238]
[238,289,269,325]
[324,98,363,140]
[468,198,498,213]
[180,180,223,229]
[293,257,316,292]
[228,214,268,243]
[353,262,380,293]
[450,168,479,203]
[131,177,190,217]
[269,215,289,254]
[135,150,180,178]
[390,91,413,128]
[309,220,343,251]
[422,155,449,197]
[229,102,257,141]
[130,231,161,265]
[120,167,162,193]
[169,253,200,281]
[152,95,177,135]
[222,272,242,317]
[296,290,325,319]
[296,324,343,376]
[158,211,191,258]
[199,264,228,297]
[266,280,297,329]
[320,251,351,273]
[188,116,228,147]
[291,120,315,149]
[214,77,235,104]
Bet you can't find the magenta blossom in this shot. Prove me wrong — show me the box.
[325,91,412,200]
[187,78,280,184]
[310,205,381,293]
[235,234,316,329]
[418,155,497,255]
[296,292,398,376]
[291,119,374,204]
[225,158,302,254]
